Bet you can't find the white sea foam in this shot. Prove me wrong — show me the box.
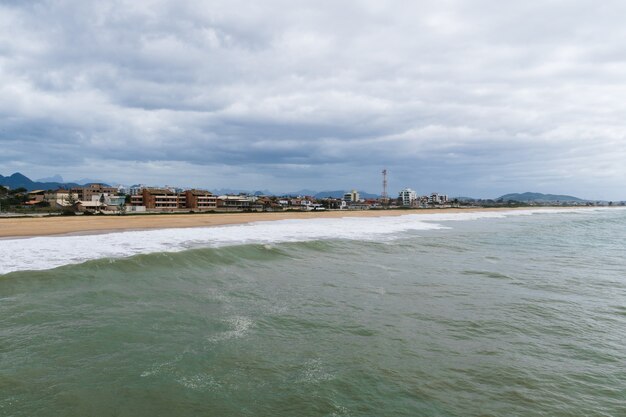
[0,208,612,274]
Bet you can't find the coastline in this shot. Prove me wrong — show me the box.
[0,207,581,239]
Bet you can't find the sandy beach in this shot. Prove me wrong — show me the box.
[0,207,571,239]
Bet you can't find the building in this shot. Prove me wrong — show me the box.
[70,184,118,201]
[129,184,147,196]
[130,194,145,207]
[27,190,46,203]
[398,188,417,207]
[184,189,217,211]
[44,189,79,209]
[429,193,448,205]
[343,190,360,203]
[217,195,260,211]
[141,188,181,211]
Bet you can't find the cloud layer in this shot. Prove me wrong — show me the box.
[1,0,625,198]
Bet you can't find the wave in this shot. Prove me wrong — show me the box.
[0,208,613,274]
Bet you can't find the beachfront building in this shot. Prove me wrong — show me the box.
[398,188,417,207]
[130,194,144,207]
[44,189,74,209]
[184,189,217,211]
[129,188,217,212]
[343,190,360,203]
[141,188,181,211]
[70,184,118,201]
[216,195,260,211]
[22,190,46,207]
[429,193,449,205]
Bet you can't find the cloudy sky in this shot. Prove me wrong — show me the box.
[1,0,625,198]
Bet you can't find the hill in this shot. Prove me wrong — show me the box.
[0,172,82,192]
[497,192,585,202]
[312,190,380,199]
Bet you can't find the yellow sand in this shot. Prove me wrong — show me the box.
[0,207,565,238]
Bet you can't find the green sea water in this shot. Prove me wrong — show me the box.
[1,210,625,416]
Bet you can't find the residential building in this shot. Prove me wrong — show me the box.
[429,193,448,205]
[343,190,360,203]
[217,195,259,211]
[130,194,144,207]
[129,184,147,196]
[398,188,417,206]
[27,190,46,203]
[184,189,217,211]
[70,184,118,201]
[141,188,181,211]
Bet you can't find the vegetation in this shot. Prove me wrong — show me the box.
[0,187,29,209]
[63,192,78,215]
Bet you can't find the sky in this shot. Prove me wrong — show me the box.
[1,0,625,199]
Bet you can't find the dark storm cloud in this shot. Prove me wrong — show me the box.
[1,0,625,198]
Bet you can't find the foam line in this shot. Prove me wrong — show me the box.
[0,208,612,274]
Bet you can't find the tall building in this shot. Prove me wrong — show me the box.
[398,188,417,206]
[343,190,360,203]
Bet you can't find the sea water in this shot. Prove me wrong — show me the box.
[1,208,625,416]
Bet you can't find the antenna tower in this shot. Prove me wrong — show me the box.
[382,169,388,202]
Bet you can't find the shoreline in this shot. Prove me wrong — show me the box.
[0,207,586,239]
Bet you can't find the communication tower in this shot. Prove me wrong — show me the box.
[382,169,388,204]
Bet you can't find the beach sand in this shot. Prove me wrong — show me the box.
[0,207,561,239]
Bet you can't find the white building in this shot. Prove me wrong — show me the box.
[429,193,448,205]
[343,190,360,203]
[398,188,418,206]
[129,184,147,196]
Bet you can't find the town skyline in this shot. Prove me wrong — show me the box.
[2,1,626,200]
[0,170,612,202]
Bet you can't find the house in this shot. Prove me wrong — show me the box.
[44,189,79,209]
[217,195,261,211]
[27,190,46,202]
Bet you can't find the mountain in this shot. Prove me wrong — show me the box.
[283,189,319,197]
[497,192,585,202]
[0,172,81,191]
[312,190,380,199]
[72,178,108,185]
[36,174,64,183]
[210,188,253,195]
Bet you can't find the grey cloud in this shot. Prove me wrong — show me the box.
[1,0,625,199]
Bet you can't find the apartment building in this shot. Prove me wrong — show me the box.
[398,188,417,206]
[184,190,217,211]
[140,188,181,211]
[70,184,118,201]
[429,193,449,205]
[343,190,360,203]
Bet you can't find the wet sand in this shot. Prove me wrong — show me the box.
[0,207,562,238]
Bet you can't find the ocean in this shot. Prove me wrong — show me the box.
[1,208,625,416]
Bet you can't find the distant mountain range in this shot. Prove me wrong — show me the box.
[1,173,591,202]
[310,190,380,199]
[0,172,83,191]
[496,192,585,202]
[36,175,107,185]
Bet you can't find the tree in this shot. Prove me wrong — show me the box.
[99,193,106,212]
[64,191,78,214]
[116,202,126,216]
